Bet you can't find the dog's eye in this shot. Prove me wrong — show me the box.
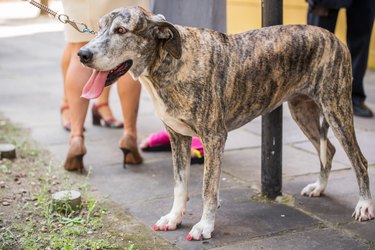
[114,27,127,34]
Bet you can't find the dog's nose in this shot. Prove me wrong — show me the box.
[77,48,93,64]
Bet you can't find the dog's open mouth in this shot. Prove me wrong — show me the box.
[81,60,133,99]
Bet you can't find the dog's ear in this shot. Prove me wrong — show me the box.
[151,21,182,59]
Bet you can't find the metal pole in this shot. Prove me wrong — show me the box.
[261,0,283,199]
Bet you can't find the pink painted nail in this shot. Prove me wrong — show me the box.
[153,224,158,231]
[186,234,192,241]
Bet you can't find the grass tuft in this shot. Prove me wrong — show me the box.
[0,115,175,250]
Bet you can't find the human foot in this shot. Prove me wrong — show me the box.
[92,102,124,128]
[119,133,143,167]
[64,135,86,171]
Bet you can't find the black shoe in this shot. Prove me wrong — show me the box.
[353,101,373,118]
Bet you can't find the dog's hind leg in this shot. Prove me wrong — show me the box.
[154,127,192,231]
[288,95,336,197]
[320,90,374,221]
[187,133,227,241]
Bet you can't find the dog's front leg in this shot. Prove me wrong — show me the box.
[154,126,191,231]
[187,134,227,241]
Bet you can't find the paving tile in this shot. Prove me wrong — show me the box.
[87,156,241,206]
[294,129,375,166]
[127,188,318,249]
[214,228,373,250]
[353,115,375,132]
[283,169,375,225]
[240,105,315,146]
[225,129,261,150]
[221,145,349,185]
[344,221,375,244]
[30,124,69,146]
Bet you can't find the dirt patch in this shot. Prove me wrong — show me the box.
[0,115,177,250]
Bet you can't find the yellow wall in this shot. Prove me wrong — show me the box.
[227,0,375,69]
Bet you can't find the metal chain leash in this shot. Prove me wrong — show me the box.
[22,0,97,35]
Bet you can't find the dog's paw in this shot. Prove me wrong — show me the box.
[186,220,214,241]
[301,181,325,197]
[352,199,375,221]
[154,212,183,231]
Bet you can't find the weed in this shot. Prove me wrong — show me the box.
[0,116,175,250]
[0,228,16,249]
[0,119,122,249]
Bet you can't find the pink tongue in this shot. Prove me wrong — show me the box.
[81,70,110,99]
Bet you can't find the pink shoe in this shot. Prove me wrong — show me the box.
[140,130,172,152]
[141,130,204,164]
[191,137,204,164]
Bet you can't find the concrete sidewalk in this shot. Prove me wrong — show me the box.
[0,16,374,249]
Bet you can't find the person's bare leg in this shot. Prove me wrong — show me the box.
[94,86,112,119]
[63,42,92,170]
[65,42,91,136]
[92,86,123,128]
[117,73,143,165]
[95,86,110,106]
[61,44,71,88]
[60,44,71,130]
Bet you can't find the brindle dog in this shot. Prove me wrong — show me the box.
[78,6,374,241]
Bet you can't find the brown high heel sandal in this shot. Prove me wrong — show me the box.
[64,135,87,172]
[92,103,124,128]
[119,134,143,168]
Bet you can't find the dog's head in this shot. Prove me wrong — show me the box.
[78,6,182,99]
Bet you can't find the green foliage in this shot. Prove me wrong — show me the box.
[0,118,136,250]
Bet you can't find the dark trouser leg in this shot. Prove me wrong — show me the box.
[307,8,339,33]
[346,0,375,103]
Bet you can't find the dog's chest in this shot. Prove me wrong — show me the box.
[139,76,197,137]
